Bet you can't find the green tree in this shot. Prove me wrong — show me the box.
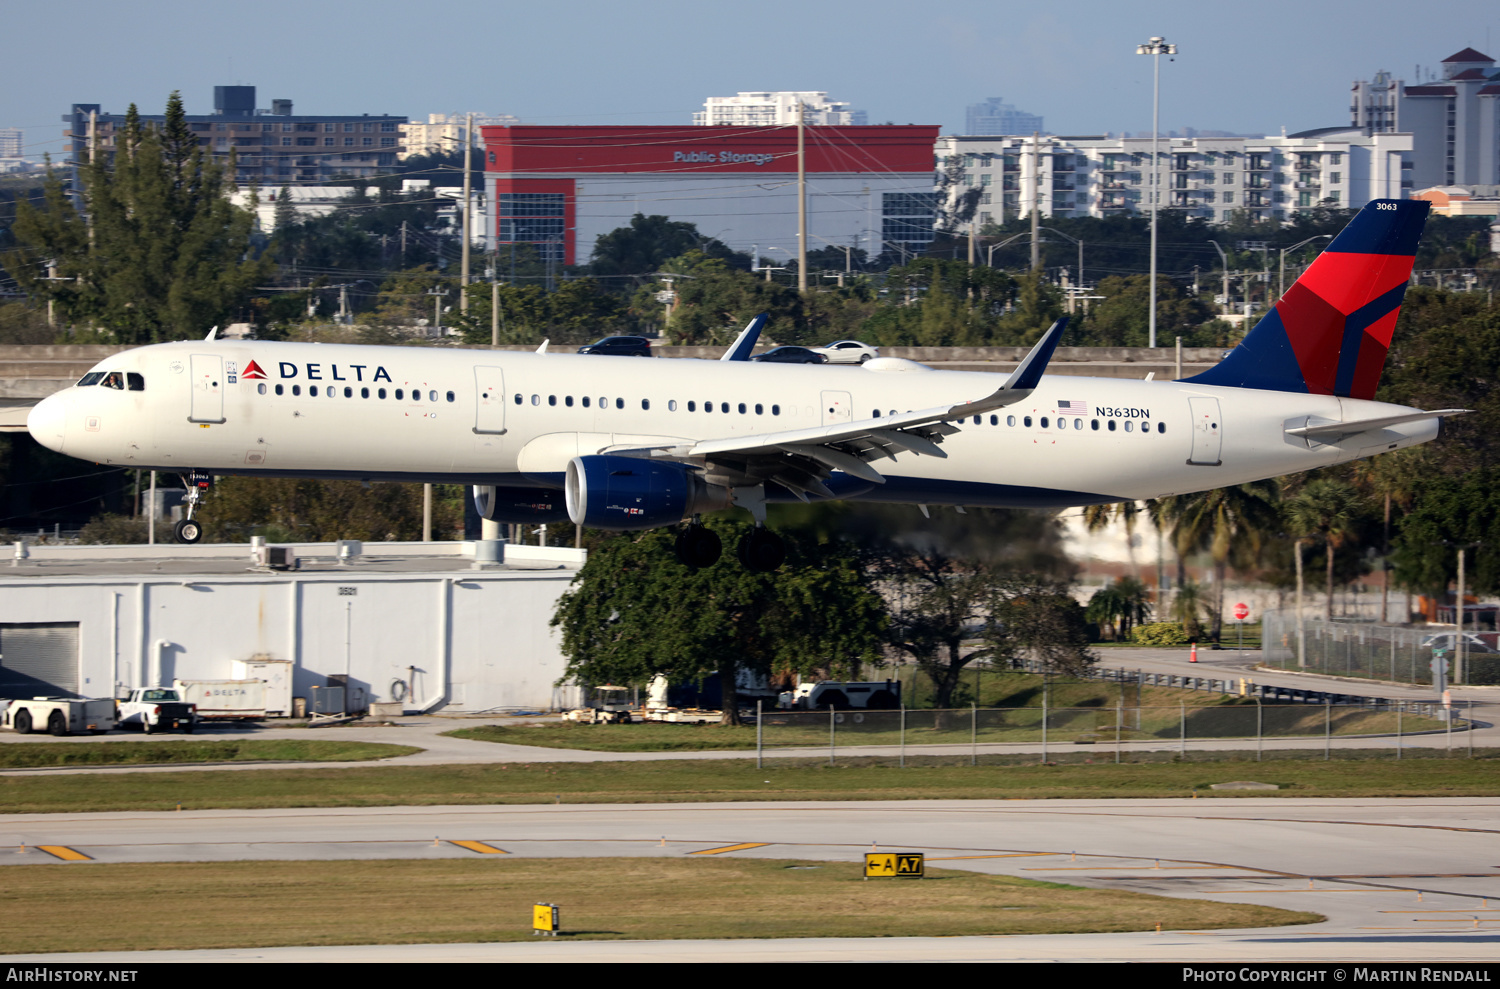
[551,519,885,725]
[1079,274,1219,347]
[588,214,747,281]
[7,94,271,343]
[1282,478,1368,619]
[198,478,463,542]
[1156,481,1280,641]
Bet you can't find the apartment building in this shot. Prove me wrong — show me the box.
[400,112,519,159]
[693,92,866,127]
[1351,48,1500,189]
[63,86,407,186]
[936,129,1412,226]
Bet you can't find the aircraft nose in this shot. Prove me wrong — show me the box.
[27,392,68,453]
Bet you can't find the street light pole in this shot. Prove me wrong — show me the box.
[1137,36,1176,349]
[1278,234,1332,300]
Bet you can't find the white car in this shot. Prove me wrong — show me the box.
[813,340,880,364]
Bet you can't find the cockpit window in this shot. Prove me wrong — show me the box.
[101,372,124,390]
[127,372,145,391]
[77,372,104,387]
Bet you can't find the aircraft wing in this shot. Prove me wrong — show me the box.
[614,319,1068,499]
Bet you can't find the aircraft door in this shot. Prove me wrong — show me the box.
[821,390,853,427]
[188,354,226,423]
[473,366,507,435]
[1186,397,1222,466]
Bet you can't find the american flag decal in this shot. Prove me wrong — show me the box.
[1057,400,1088,415]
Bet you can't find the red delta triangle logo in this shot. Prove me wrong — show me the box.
[242,360,267,380]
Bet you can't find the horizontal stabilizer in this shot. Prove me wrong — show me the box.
[1286,409,1468,439]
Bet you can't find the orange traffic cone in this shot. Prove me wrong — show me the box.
[1189,642,1198,663]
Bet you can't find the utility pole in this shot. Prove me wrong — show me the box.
[797,101,808,293]
[460,112,474,312]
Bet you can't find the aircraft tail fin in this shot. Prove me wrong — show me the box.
[1182,198,1429,400]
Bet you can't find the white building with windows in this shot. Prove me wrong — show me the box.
[694,92,866,127]
[401,113,520,160]
[937,129,1413,228]
[1350,48,1500,190]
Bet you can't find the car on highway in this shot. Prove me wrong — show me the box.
[750,346,828,364]
[577,336,653,357]
[812,340,880,364]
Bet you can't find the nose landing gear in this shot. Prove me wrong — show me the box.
[173,471,212,544]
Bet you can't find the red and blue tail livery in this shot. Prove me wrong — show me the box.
[1185,198,1428,400]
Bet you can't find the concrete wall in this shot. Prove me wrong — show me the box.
[0,569,582,713]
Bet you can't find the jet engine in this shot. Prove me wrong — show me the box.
[565,455,729,530]
[471,485,570,524]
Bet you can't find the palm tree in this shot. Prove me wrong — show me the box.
[1085,575,1153,641]
[1082,501,1144,578]
[1156,481,1280,641]
[1283,478,1367,619]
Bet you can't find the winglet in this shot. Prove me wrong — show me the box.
[536,339,549,354]
[721,313,768,361]
[1005,318,1067,392]
[204,326,218,341]
[943,318,1068,419]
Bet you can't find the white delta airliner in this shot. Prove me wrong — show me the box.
[27,199,1463,571]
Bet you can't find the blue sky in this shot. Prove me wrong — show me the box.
[6,0,1498,158]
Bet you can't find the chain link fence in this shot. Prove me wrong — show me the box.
[750,699,1480,764]
[1262,612,1500,686]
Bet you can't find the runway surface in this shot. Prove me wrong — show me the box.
[3,798,1497,962]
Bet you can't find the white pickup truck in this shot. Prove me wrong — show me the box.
[3,697,118,736]
[117,688,197,733]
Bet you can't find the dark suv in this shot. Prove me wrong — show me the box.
[577,336,653,357]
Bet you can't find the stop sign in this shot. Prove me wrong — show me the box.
[1233,602,1250,621]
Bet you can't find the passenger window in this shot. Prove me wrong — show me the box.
[1007,415,1015,426]
[990,415,998,425]
[738,403,746,414]
[565,396,574,407]
[275,384,284,396]
[127,373,145,391]
[446,392,455,403]
[1157,422,1166,434]
[642,399,650,410]
[705,402,713,413]
[669,400,678,411]
[1125,421,1133,432]
[1023,416,1032,427]
[1040,417,1049,428]
[514,394,522,405]
[396,388,405,400]
[291,385,301,396]
[1073,418,1082,430]
[615,398,624,409]
[257,383,266,395]
[1091,419,1099,430]
[310,385,319,397]
[361,387,369,398]
[582,396,591,408]
[531,395,540,406]
[1108,420,1116,432]
[755,404,763,415]
[772,405,780,416]
[688,401,697,412]
[429,390,438,403]
[972,415,980,425]
[720,402,729,413]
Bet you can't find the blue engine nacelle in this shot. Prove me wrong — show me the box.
[471,485,570,524]
[565,455,729,530]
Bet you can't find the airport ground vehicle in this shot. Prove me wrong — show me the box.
[174,679,267,720]
[2,697,117,735]
[117,688,197,733]
[563,685,634,724]
[778,680,902,711]
[1419,632,1500,654]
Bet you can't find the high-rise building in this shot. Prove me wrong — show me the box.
[1350,48,1500,188]
[694,92,866,127]
[0,128,23,159]
[965,97,1044,136]
[62,86,407,186]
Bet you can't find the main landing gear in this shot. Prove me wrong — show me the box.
[173,471,212,544]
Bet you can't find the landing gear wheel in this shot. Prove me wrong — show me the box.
[13,710,32,735]
[737,528,786,573]
[174,518,202,544]
[675,524,722,569]
[48,711,68,737]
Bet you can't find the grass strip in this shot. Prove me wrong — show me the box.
[0,740,420,769]
[0,858,1319,954]
[1,750,1495,815]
